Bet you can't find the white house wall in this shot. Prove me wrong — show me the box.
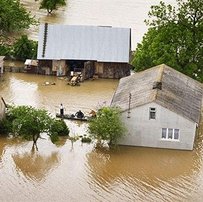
[120,102,196,150]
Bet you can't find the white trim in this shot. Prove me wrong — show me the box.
[161,128,180,141]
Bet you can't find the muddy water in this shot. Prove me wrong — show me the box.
[1,1,203,201]
[20,0,177,50]
[0,73,203,202]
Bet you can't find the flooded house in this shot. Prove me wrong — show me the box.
[0,56,5,75]
[0,97,6,120]
[37,24,131,79]
[111,64,203,150]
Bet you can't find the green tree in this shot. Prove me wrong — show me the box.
[0,44,10,56]
[40,0,66,14]
[2,105,69,148]
[132,0,203,82]
[0,0,36,33]
[12,35,38,60]
[88,107,126,147]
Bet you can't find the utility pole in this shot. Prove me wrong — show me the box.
[127,93,131,118]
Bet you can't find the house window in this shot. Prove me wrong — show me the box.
[174,129,180,140]
[162,128,167,139]
[149,107,156,119]
[161,128,180,141]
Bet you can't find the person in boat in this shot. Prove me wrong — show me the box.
[75,110,84,119]
[60,103,64,116]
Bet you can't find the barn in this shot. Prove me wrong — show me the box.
[111,64,203,150]
[37,23,131,79]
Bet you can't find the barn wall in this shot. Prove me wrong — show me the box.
[83,61,94,80]
[38,60,131,79]
[38,60,53,75]
[52,60,67,76]
[95,62,130,79]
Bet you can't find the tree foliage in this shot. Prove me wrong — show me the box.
[132,0,203,82]
[1,106,69,146]
[40,0,66,14]
[12,35,38,60]
[0,44,11,56]
[88,107,126,147]
[0,0,36,33]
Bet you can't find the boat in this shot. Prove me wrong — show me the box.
[56,113,91,121]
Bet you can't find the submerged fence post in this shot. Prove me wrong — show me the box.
[1,97,7,108]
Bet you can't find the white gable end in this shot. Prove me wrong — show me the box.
[120,102,196,150]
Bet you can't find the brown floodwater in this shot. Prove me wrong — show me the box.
[1,0,203,201]
[0,72,203,202]
[20,0,177,50]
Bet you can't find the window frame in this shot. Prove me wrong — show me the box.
[161,128,180,141]
[149,107,156,120]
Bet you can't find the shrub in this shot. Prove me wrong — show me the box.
[81,136,92,143]
[88,107,126,147]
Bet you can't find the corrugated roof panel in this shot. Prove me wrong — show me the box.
[37,24,130,62]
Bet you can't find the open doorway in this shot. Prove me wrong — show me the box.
[68,60,86,73]
[66,60,95,80]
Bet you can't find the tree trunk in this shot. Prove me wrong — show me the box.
[32,133,39,147]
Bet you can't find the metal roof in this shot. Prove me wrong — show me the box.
[37,24,131,63]
[111,64,203,123]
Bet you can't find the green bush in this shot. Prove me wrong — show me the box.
[49,119,70,137]
[0,0,36,33]
[12,35,38,60]
[88,107,126,147]
[0,45,11,56]
[0,118,12,135]
[3,105,70,146]
[81,136,92,143]
[40,0,66,14]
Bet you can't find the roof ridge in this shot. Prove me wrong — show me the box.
[156,65,164,82]
[154,65,164,100]
[162,64,203,89]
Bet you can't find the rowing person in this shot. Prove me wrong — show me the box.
[75,110,84,119]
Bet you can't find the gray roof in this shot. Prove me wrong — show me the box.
[111,64,203,123]
[37,24,131,63]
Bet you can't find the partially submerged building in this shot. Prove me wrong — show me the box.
[111,64,203,150]
[24,59,38,74]
[0,97,6,120]
[37,24,131,79]
[0,56,5,75]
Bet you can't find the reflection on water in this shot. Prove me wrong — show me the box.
[13,150,60,182]
[0,73,203,201]
[87,145,203,201]
[1,0,202,200]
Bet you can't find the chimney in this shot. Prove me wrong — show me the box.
[152,81,162,90]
